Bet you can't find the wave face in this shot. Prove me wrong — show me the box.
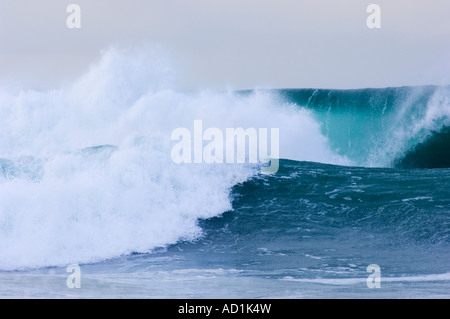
[276,86,450,168]
[0,47,449,273]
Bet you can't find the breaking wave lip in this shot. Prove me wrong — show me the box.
[394,126,450,168]
[0,46,348,270]
[276,86,450,168]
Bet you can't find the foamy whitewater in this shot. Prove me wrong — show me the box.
[0,47,347,270]
[0,47,449,298]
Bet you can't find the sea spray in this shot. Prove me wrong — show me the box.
[0,47,343,270]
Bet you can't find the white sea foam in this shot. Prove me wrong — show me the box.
[281,272,450,285]
[0,46,346,270]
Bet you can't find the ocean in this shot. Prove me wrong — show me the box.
[0,48,449,298]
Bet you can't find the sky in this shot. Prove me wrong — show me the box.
[1,0,450,91]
